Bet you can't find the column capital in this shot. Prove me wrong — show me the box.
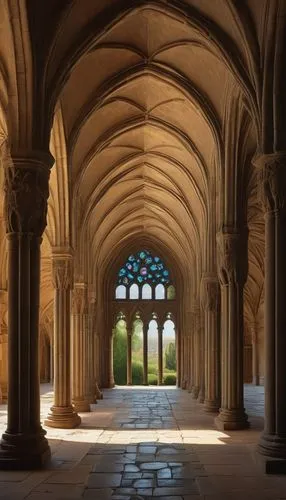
[4,150,54,236]
[72,282,88,315]
[52,254,73,290]
[216,227,247,286]
[254,151,286,213]
[200,274,219,312]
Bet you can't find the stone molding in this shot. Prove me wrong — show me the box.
[4,151,54,236]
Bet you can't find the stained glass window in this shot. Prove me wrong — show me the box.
[117,250,171,286]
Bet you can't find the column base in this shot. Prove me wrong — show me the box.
[204,399,220,413]
[95,382,103,400]
[192,386,199,399]
[0,430,50,470]
[44,406,81,429]
[198,388,205,404]
[257,433,286,471]
[215,408,249,430]
[72,399,91,412]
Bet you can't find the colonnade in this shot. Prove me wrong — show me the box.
[0,151,286,474]
[116,320,166,386]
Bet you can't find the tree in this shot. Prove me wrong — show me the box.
[165,342,176,370]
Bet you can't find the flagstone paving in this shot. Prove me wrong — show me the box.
[0,384,285,499]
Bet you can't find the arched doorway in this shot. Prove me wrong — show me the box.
[112,249,177,386]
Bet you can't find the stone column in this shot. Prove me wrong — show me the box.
[45,252,80,428]
[109,331,115,388]
[215,228,248,430]
[127,328,132,385]
[87,296,96,402]
[200,274,220,412]
[256,153,286,470]
[250,323,259,386]
[72,283,91,412]
[0,323,8,403]
[191,307,200,399]
[143,324,148,385]
[158,325,163,385]
[0,151,53,469]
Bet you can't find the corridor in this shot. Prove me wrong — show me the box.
[0,385,285,499]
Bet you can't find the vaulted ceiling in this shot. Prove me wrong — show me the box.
[0,0,266,334]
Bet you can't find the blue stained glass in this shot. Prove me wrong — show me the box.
[116,249,171,287]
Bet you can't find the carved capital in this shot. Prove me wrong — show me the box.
[256,153,286,212]
[216,229,246,286]
[52,255,73,290]
[200,275,219,312]
[4,151,54,236]
[73,283,88,315]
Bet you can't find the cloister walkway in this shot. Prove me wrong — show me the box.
[0,385,285,499]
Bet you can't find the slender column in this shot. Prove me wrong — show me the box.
[201,274,220,412]
[109,331,115,388]
[45,252,80,428]
[143,324,148,385]
[158,325,163,385]
[87,296,96,402]
[127,329,132,385]
[71,283,91,412]
[256,153,286,470]
[191,306,200,399]
[215,229,248,430]
[0,322,8,403]
[250,323,260,386]
[0,151,53,469]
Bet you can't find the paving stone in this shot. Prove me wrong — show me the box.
[87,473,122,488]
[139,462,168,470]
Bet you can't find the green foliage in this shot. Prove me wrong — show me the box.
[113,322,127,385]
[148,374,158,385]
[148,363,158,375]
[165,342,176,371]
[132,362,143,384]
[164,374,177,385]
[132,320,143,352]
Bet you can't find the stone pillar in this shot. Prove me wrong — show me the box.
[215,229,248,430]
[72,283,91,412]
[45,252,80,428]
[191,307,200,399]
[256,153,286,471]
[143,324,148,385]
[127,328,132,385]
[250,323,259,386]
[201,274,220,412]
[87,296,96,402]
[158,325,163,386]
[0,323,8,403]
[0,151,53,469]
[109,331,115,388]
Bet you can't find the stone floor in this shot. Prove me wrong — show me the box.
[0,384,286,499]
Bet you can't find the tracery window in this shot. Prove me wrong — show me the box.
[115,250,175,300]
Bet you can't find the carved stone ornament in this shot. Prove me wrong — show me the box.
[217,230,240,286]
[4,154,53,236]
[258,154,286,212]
[200,276,219,312]
[52,258,73,290]
[72,284,87,315]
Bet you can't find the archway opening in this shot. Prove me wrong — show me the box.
[113,249,177,386]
